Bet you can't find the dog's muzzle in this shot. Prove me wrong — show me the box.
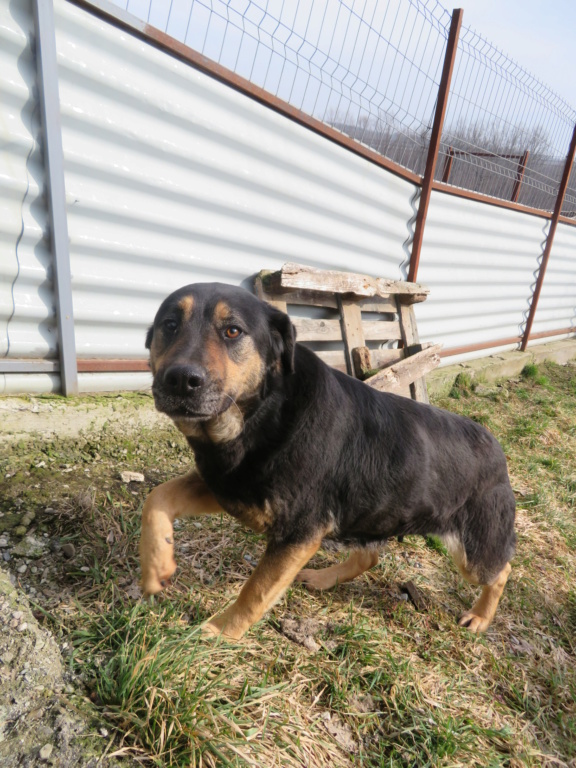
[153,363,228,420]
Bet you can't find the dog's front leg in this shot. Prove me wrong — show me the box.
[204,536,323,640]
[140,470,224,595]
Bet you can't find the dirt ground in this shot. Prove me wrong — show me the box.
[1,355,576,766]
[0,393,161,767]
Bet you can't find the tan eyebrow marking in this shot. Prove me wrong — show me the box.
[178,296,195,321]
[214,300,231,323]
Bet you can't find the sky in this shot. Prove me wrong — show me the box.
[454,0,576,108]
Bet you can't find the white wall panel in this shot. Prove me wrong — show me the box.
[54,0,417,360]
[414,191,547,356]
[530,222,576,337]
[0,0,56,359]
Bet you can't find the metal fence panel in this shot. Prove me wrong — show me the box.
[0,0,55,359]
[54,0,417,360]
[414,191,547,356]
[530,222,576,337]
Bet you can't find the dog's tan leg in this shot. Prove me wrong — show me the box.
[295,549,379,590]
[140,471,224,595]
[203,537,323,640]
[458,562,512,633]
[442,533,511,632]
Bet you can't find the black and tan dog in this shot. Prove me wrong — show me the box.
[140,282,516,640]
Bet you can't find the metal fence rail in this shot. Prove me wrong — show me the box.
[112,0,576,215]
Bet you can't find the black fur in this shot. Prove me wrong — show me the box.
[149,283,516,586]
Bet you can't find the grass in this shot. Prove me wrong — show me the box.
[1,361,576,766]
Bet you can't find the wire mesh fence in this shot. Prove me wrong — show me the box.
[110,0,576,214]
[440,24,576,215]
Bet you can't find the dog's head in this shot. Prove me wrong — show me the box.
[146,283,295,440]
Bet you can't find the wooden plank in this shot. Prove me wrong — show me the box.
[257,274,398,313]
[257,271,402,314]
[362,321,402,341]
[313,349,347,372]
[256,272,340,309]
[398,299,429,403]
[304,347,405,374]
[364,344,442,395]
[352,346,373,379]
[338,297,365,375]
[292,318,343,342]
[254,275,287,312]
[292,317,401,343]
[358,297,398,314]
[279,263,429,301]
[371,348,406,368]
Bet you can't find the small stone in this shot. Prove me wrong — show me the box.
[80,566,90,572]
[17,622,28,632]
[17,564,27,574]
[120,471,145,483]
[14,526,27,537]
[39,743,53,761]
[0,537,9,547]
[12,611,24,620]
[61,543,75,559]
[3,552,10,562]
[12,535,49,559]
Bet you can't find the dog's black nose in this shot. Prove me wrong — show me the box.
[163,364,206,395]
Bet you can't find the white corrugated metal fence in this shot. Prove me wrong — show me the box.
[0,0,574,394]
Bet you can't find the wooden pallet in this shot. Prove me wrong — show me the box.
[255,263,441,403]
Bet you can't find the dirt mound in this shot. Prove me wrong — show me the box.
[0,558,122,767]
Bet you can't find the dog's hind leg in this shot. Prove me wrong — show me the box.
[140,470,225,595]
[295,548,379,590]
[458,562,512,632]
[442,526,513,633]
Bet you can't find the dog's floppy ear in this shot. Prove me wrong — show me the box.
[268,306,296,374]
[145,326,154,350]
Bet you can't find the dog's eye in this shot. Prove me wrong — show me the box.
[224,326,242,340]
[163,319,178,334]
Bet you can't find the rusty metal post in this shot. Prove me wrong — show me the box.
[441,146,455,183]
[510,149,529,203]
[521,124,576,351]
[407,9,463,284]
